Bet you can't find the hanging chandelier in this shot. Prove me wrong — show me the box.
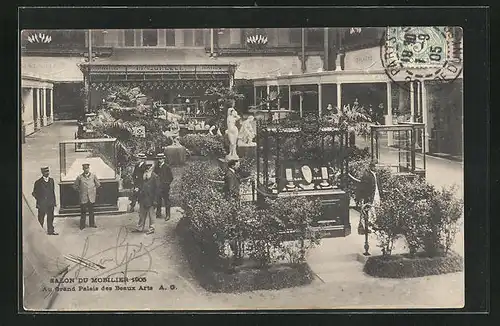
[349,28,362,35]
[27,32,52,44]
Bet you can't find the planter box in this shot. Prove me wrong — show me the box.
[363,251,464,278]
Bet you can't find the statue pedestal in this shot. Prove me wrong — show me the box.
[237,143,257,159]
[165,144,187,166]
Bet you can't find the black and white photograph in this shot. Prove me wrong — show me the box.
[20,16,469,311]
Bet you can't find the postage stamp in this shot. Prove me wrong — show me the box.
[380,26,463,91]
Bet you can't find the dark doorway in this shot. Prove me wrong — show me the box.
[342,83,386,124]
[235,80,254,114]
[53,82,84,120]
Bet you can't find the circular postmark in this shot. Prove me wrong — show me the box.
[380,26,462,92]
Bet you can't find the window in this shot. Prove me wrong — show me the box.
[142,29,158,46]
[290,28,302,45]
[194,29,204,46]
[183,29,194,46]
[217,29,231,47]
[124,29,135,46]
[92,30,105,46]
[166,29,175,46]
[277,28,290,45]
[306,28,324,47]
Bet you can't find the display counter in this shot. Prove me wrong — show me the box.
[58,138,120,215]
[256,117,351,238]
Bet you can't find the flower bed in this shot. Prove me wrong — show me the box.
[363,251,463,278]
[176,160,321,292]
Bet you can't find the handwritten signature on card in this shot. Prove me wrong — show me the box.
[64,226,168,282]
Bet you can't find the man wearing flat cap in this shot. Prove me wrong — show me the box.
[130,153,148,212]
[154,153,173,220]
[73,163,101,230]
[32,166,58,235]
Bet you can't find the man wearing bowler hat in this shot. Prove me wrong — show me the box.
[73,163,101,230]
[32,166,58,235]
[130,153,148,212]
[154,153,173,220]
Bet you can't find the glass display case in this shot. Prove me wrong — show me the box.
[370,122,426,179]
[256,117,351,238]
[58,138,120,215]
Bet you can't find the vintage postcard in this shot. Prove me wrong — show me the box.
[21,24,465,311]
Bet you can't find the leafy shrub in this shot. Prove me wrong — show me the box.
[179,134,226,158]
[427,185,464,255]
[179,160,321,269]
[372,173,463,258]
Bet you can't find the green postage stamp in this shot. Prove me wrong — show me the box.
[386,26,448,68]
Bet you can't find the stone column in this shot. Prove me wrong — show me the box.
[410,82,415,122]
[421,81,429,153]
[40,88,45,127]
[49,88,54,124]
[253,85,257,106]
[84,73,89,113]
[277,85,280,110]
[318,83,322,117]
[299,94,303,117]
[323,27,329,71]
[34,88,39,130]
[336,83,342,110]
[266,84,270,110]
[386,82,393,145]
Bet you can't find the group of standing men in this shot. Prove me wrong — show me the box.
[31,152,173,236]
[129,152,173,235]
[31,162,101,234]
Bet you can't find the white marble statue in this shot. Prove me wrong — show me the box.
[225,107,241,160]
[163,112,182,146]
[238,115,256,146]
[157,106,167,120]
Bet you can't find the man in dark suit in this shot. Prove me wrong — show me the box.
[355,162,381,234]
[154,153,173,220]
[136,162,160,235]
[223,159,241,201]
[130,153,147,212]
[32,166,58,235]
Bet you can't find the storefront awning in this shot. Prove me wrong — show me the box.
[91,48,303,80]
[21,56,84,82]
